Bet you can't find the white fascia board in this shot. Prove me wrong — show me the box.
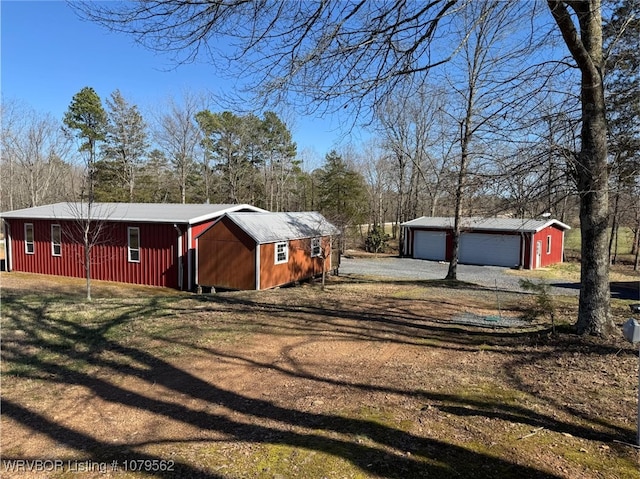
[187,204,267,225]
[255,244,261,290]
[534,219,572,233]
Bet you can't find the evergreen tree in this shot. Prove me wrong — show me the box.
[196,110,271,204]
[101,90,149,202]
[317,150,367,235]
[63,86,107,202]
[260,111,298,211]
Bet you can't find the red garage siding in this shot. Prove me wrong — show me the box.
[6,218,181,288]
[532,225,565,268]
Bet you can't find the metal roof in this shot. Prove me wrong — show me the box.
[401,216,571,233]
[224,211,340,244]
[0,202,267,224]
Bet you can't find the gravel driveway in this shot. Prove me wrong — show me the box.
[338,255,580,296]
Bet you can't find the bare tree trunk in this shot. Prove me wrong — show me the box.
[609,187,620,264]
[85,222,92,301]
[548,0,613,336]
[129,167,135,202]
[446,119,470,281]
[633,218,640,271]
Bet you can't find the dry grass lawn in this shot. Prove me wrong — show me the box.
[1,271,639,478]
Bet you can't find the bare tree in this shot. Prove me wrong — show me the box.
[443,1,537,280]
[547,0,614,335]
[357,141,395,231]
[376,84,456,244]
[154,94,203,204]
[62,201,114,301]
[1,101,73,209]
[73,1,471,117]
[63,87,109,300]
[1,97,20,211]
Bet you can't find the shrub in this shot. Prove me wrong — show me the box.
[365,225,390,254]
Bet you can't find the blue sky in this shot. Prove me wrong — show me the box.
[1,1,358,166]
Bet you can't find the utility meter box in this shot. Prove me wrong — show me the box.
[622,318,640,344]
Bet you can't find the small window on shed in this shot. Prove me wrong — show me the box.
[311,237,321,257]
[128,227,140,263]
[546,235,552,254]
[25,223,34,254]
[275,241,288,264]
[51,224,62,256]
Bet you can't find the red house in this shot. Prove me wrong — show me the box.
[401,217,571,269]
[196,212,339,290]
[1,202,265,290]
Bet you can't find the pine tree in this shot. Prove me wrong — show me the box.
[317,150,367,238]
[101,90,149,202]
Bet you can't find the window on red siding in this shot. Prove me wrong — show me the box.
[51,224,62,256]
[25,224,34,254]
[128,227,140,262]
[546,235,552,255]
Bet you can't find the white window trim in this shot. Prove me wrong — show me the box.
[311,237,321,257]
[275,241,288,264]
[51,224,62,257]
[25,223,34,255]
[546,235,552,255]
[128,227,140,263]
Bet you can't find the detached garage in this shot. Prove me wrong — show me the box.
[402,217,570,269]
[196,211,339,290]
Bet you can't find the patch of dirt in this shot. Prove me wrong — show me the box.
[1,272,639,478]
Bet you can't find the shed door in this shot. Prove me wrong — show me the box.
[459,233,520,267]
[413,231,446,261]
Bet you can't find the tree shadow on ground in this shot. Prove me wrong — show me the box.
[1,288,633,477]
[550,280,640,300]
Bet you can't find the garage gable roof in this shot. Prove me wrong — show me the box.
[0,202,267,224]
[222,212,339,244]
[402,216,570,233]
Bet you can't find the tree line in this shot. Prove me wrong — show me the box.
[3,76,637,263]
[0,89,370,231]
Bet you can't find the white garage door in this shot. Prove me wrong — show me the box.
[459,233,520,267]
[413,231,446,261]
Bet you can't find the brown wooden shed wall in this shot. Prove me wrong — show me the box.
[259,237,330,290]
[197,217,256,290]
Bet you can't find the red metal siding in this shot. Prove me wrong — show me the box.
[532,226,565,268]
[185,220,219,290]
[190,221,216,249]
[6,218,180,288]
[523,233,533,269]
